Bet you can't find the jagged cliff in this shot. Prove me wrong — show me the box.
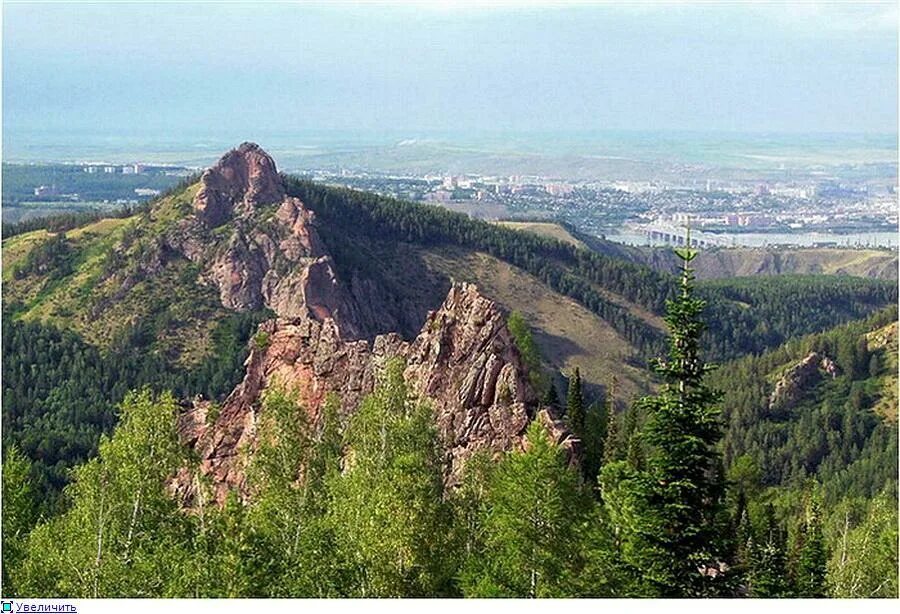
[170,144,577,502]
[177,282,577,502]
[155,142,367,338]
[768,351,840,411]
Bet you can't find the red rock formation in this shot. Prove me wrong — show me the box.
[193,142,285,227]
[176,282,578,504]
[165,142,364,337]
[768,351,841,411]
[167,144,579,504]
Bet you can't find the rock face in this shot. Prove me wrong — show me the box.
[165,143,578,503]
[161,142,366,337]
[193,142,285,227]
[176,282,578,504]
[769,351,840,411]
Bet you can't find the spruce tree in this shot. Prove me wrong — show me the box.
[600,234,730,597]
[794,494,827,597]
[542,382,560,411]
[601,377,622,467]
[747,504,789,598]
[566,367,585,439]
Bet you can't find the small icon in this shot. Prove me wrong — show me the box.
[1,601,13,613]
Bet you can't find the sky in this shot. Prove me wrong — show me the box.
[2,1,898,139]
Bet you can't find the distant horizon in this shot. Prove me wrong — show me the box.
[4,2,898,140]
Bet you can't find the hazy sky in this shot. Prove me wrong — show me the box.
[3,1,898,137]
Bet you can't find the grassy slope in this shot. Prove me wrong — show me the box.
[1,187,227,367]
[496,221,587,249]
[687,247,898,280]
[868,321,898,422]
[421,246,652,401]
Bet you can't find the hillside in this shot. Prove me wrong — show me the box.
[506,221,898,280]
[3,143,897,495]
[710,306,898,502]
[497,221,587,249]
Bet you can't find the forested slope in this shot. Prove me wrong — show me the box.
[711,306,898,503]
[284,177,897,362]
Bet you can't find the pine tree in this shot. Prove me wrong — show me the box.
[566,367,585,439]
[600,234,730,597]
[794,494,827,597]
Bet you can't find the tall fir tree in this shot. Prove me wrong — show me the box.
[601,376,622,468]
[793,494,827,597]
[566,368,586,439]
[600,233,730,597]
[746,504,789,598]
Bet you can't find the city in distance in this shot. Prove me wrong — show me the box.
[2,0,898,606]
[3,129,897,249]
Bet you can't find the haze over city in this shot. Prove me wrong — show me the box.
[3,1,898,142]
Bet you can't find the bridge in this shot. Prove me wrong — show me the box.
[639,223,732,248]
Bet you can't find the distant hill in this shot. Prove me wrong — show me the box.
[710,306,898,503]
[3,143,897,495]
[498,220,898,281]
[575,226,898,280]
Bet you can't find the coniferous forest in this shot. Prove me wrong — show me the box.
[3,233,896,598]
[3,0,898,603]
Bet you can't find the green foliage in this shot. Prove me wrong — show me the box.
[1,308,267,500]
[507,310,549,396]
[791,493,828,597]
[1,446,40,594]
[12,234,75,280]
[580,401,607,487]
[826,493,898,598]
[711,306,899,502]
[744,504,790,597]
[328,359,454,597]
[602,379,624,467]
[239,385,346,597]
[460,421,592,597]
[566,368,585,439]
[13,389,189,597]
[253,330,270,350]
[600,249,730,597]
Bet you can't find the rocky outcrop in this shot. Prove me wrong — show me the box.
[768,351,840,411]
[866,321,898,352]
[155,144,578,504]
[175,282,577,504]
[193,142,285,227]
[159,142,366,338]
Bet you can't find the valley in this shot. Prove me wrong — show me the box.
[2,143,897,599]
